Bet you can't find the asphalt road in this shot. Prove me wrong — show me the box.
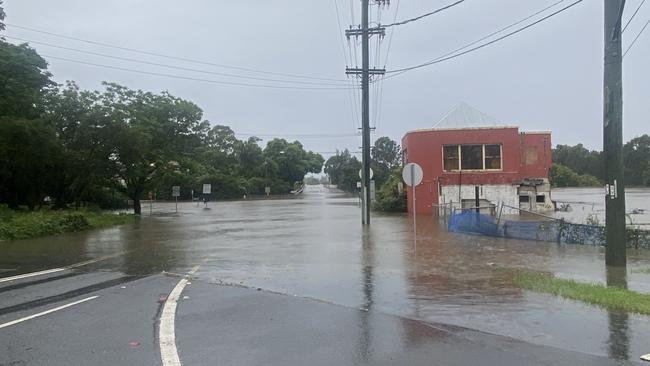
[0,262,641,365]
[0,186,647,365]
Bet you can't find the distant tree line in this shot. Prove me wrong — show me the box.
[324,136,406,211]
[551,136,650,187]
[0,39,323,214]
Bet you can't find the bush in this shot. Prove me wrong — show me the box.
[0,209,132,240]
[374,168,407,212]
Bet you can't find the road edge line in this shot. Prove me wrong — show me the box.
[0,295,99,329]
[159,266,199,366]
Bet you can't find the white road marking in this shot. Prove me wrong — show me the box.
[159,266,200,366]
[0,251,129,284]
[0,296,98,330]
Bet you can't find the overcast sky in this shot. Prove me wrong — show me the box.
[3,0,649,157]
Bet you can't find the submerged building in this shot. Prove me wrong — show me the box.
[401,102,553,215]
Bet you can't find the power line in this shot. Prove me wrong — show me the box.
[383,0,465,28]
[385,0,582,74]
[41,54,358,91]
[4,35,351,87]
[235,133,360,139]
[5,23,346,82]
[333,0,363,131]
[624,16,650,57]
[623,0,647,32]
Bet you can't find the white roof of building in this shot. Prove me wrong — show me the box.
[433,102,507,129]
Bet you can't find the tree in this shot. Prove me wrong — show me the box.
[372,137,400,169]
[100,83,208,214]
[550,164,601,187]
[0,0,6,32]
[262,139,324,193]
[623,134,650,186]
[553,144,603,180]
[324,150,361,192]
[0,118,63,209]
[371,136,401,188]
[42,82,114,208]
[0,41,54,119]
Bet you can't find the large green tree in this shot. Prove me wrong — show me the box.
[100,83,209,214]
[0,41,54,118]
[324,149,361,192]
[0,118,63,209]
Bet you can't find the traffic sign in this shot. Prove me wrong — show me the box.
[358,168,374,180]
[402,163,423,187]
[202,184,212,194]
[172,186,181,197]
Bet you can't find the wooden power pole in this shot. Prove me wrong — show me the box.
[603,0,626,267]
[345,0,387,225]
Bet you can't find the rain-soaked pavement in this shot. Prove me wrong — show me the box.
[1,185,650,365]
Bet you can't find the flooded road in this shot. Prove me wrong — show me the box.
[2,186,650,362]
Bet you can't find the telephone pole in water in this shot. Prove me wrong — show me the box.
[603,0,626,267]
[346,0,387,225]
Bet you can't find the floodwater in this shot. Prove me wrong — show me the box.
[3,186,650,360]
[552,187,650,227]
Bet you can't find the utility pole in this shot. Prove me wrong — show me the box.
[603,0,626,267]
[346,0,387,225]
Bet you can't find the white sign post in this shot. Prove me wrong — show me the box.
[402,163,424,249]
[265,186,271,197]
[172,186,180,212]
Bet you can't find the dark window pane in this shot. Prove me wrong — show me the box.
[536,195,546,203]
[484,144,501,170]
[520,195,530,203]
[461,145,482,170]
[443,145,459,171]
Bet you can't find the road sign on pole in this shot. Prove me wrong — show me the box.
[172,186,180,212]
[202,184,212,194]
[402,163,423,251]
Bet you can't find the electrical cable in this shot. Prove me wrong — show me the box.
[623,0,647,32]
[383,0,465,28]
[624,16,650,57]
[384,0,582,75]
[41,54,359,91]
[4,35,351,87]
[5,23,346,82]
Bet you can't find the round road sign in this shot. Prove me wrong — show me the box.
[358,168,374,180]
[402,163,423,187]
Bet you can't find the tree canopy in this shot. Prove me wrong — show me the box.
[0,40,324,214]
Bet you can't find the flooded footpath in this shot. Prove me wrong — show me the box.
[2,186,650,361]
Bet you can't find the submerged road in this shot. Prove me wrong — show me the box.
[0,186,647,365]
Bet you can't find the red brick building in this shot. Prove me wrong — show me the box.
[401,103,552,214]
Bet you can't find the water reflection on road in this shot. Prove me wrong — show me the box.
[2,186,650,359]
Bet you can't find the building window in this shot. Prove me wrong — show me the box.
[536,195,546,203]
[443,146,459,171]
[520,195,530,203]
[443,144,502,171]
[484,144,502,170]
[461,145,483,170]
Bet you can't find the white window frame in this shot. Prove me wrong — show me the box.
[442,144,503,172]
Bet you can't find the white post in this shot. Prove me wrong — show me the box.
[411,164,417,251]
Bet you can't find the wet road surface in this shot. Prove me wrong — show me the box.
[1,186,650,365]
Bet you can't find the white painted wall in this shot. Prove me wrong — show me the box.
[440,184,519,214]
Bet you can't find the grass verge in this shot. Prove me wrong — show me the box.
[0,209,134,241]
[512,270,650,315]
